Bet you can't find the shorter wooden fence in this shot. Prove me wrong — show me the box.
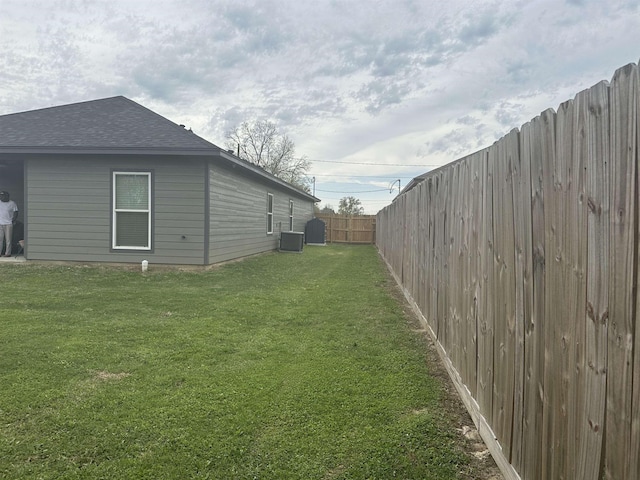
[314,214,376,244]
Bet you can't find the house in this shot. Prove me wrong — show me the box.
[0,96,319,265]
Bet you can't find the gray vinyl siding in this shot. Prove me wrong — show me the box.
[208,161,315,264]
[26,156,206,264]
[289,198,314,233]
[22,154,314,266]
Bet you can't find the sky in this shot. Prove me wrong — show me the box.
[1,0,639,214]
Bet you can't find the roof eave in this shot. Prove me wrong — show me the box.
[0,146,222,156]
[218,151,320,203]
[0,146,321,203]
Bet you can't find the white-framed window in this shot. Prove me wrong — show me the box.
[289,200,294,231]
[112,171,151,250]
[266,193,274,234]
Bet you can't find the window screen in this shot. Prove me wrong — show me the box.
[267,193,273,234]
[113,172,151,249]
[289,200,294,231]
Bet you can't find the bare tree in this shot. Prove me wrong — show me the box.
[319,204,335,214]
[225,120,311,191]
[338,196,364,216]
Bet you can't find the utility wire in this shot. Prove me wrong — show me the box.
[310,173,415,178]
[315,188,390,193]
[310,159,441,167]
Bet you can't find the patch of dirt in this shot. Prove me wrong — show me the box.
[94,371,131,381]
[386,280,505,480]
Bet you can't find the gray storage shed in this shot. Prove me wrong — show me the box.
[0,96,319,265]
[305,217,326,245]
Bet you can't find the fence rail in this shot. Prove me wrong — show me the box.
[376,61,640,480]
[314,214,376,244]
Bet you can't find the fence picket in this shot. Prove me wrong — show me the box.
[511,120,533,475]
[523,114,548,480]
[491,130,518,461]
[607,62,638,480]
[631,58,640,480]
[478,148,495,424]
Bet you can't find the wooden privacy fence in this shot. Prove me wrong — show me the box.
[315,214,376,244]
[376,61,640,480]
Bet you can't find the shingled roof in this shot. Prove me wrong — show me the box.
[0,96,221,154]
[0,96,320,202]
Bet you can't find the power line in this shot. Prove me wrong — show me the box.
[318,195,396,202]
[315,188,389,193]
[310,159,440,167]
[310,173,415,178]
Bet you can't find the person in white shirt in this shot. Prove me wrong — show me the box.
[0,191,19,256]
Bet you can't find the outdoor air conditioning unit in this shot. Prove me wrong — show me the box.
[279,231,304,252]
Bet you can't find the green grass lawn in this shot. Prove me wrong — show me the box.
[1,245,477,479]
